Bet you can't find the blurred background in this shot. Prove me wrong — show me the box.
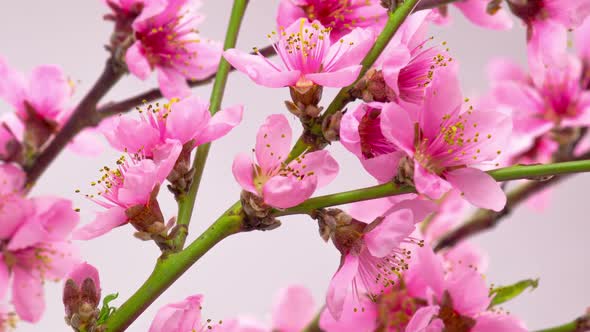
[1,1,589,331]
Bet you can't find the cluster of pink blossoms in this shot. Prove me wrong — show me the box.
[3,0,590,330]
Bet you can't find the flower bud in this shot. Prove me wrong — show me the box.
[351,69,396,103]
[240,190,281,231]
[63,263,101,332]
[167,141,196,197]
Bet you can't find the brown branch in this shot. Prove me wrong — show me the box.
[96,45,276,119]
[24,59,124,187]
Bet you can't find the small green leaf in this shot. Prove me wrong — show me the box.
[97,292,119,324]
[489,278,539,307]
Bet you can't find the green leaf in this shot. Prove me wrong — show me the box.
[489,278,539,307]
[97,292,119,324]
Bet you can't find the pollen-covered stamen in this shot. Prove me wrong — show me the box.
[135,98,180,144]
[299,0,383,34]
[358,106,397,159]
[398,39,451,104]
[413,104,499,174]
[136,8,209,78]
[376,286,426,331]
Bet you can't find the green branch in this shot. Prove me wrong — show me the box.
[280,160,590,217]
[534,313,590,332]
[103,1,249,330]
[103,204,244,331]
[171,0,249,251]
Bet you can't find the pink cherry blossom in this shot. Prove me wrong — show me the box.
[232,114,338,209]
[72,140,181,240]
[380,66,511,211]
[575,16,590,62]
[403,246,527,332]
[381,37,452,106]
[325,206,422,320]
[340,102,403,182]
[0,195,80,323]
[223,19,374,90]
[123,0,222,98]
[0,57,103,156]
[0,56,72,122]
[276,0,386,42]
[488,55,590,159]
[104,96,243,156]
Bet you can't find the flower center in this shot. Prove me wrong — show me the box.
[358,106,397,159]
[376,287,426,331]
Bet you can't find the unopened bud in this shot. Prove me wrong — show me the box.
[63,263,101,332]
[351,69,396,103]
[167,141,196,197]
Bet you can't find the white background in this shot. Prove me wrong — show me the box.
[1,1,589,331]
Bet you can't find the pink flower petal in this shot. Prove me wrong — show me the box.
[319,295,377,332]
[232,152,257,194]
[0,260,8,299]
[445,167,506,211]
[364,208,416,257]
[0,56,27,113]
[405,246,445,299]
[305,65,362,88]
[454,0,513,30]
[223,49,300,88]
[67,262,101,298]
[575,16,590,59]
[166,95,211,144]
[149,295,204,332]
[360,151,404,183]
[68,128,104,156]
[326,254,359,320]
[195,104,244,145]
[486,58,528,83]
[72,207,128,240]
[263,175,317,209]
[256,114,292,172]
[421,65,462,139]
[322,28,375,71]
[406,305,441,332]
[414,164,451,200]
[27,65,71,120]
[382,46,412,97]
[473,312,528,332]
[103,116,161,155]
[276,0,305,29]
[271,285,315,332]
[287,150,339,188]
[157,67,191,99]
[380,102,415,156]
[13,266,45,323]
[446,265,491,316]
[126,41,152,80]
